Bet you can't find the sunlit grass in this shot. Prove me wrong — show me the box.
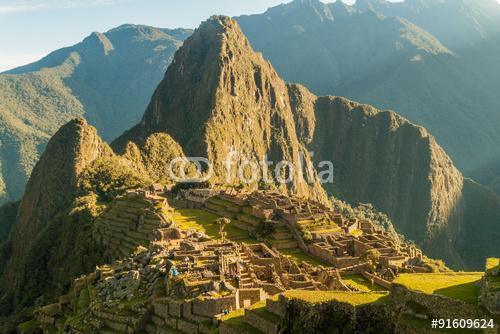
[279,248,330,267]
[283,290,388,305]
[173,208,256,242]
[393,272,483,304]
[341,273,388,292]
[486,258,499,271]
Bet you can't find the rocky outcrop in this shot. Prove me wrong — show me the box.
[295,94,464,244]
[122,133,190,186]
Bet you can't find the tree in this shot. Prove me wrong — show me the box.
[360,249,381,274]
[214,217,231,241]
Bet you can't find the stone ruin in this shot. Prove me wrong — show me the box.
[93,189,174,260]
[177,187,431,287]
[480,258,500,315]
[33,203,351,334]
[30,186,436,334]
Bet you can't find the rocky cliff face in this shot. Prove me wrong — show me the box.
[115,16,328,203]
[297,94,463,244]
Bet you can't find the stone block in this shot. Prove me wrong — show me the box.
[176,318,198,333]
[168,301,182,318]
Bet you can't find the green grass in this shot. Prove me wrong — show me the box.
[486,258,499,272]
[218,300,280,334]
[76,289,90,311]
[17,319,39,332]
[253,306,282,324]
[173,208,256,242]
[279,248,330,267]
[219,308,260,334]
[393,273,483,304]
[341,274,388,292]
[283,290,388,305]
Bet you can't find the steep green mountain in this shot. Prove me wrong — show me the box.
[354,0,500,50]
[0,118,156,326]
[0,24,191,205]
[0,202,18,243]
[114,16,329,203]
[116,16,499,269]
[235,0,500,177]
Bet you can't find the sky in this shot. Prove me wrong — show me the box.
[0,0,498,72]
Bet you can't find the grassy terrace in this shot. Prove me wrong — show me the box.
[172,208,256,242]
[341,273,388,292]
[283,290,388,305]
[218,298,281,334]
[279,248,330,267]
[393,272,483,304]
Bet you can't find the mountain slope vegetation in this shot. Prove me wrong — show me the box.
[354,0,500,50]
[235,0,500,177]
[0,25,191,205]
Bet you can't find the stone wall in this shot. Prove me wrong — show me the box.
[391,283,488,320]
[480,278,500,315]
[361,271,392,290]
[277,294,394,334]
[192,295,239,317]
[237,288,267,308]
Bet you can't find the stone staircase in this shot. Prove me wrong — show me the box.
[238,252,254,289]
[267,221,298,250]
[87,305,150,333]
[268,238,298,250]
[288,274,317,291]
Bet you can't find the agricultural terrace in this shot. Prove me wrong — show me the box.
[282,290,388,305]
[172,208,256,242]
[341,273,388,292]
[393,272,483,304]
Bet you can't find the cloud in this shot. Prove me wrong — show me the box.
[0,3,43,14]
[0,0,131,15]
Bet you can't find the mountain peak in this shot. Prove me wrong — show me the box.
[2,118,107,295]
[115,16,328,202]
[328,1,360,18]
[81,31,114,55]
[128,15,264,141]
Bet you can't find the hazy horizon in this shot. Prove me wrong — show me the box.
[0,0,393,72]
[2,0,500,72]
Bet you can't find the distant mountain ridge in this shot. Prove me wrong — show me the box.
[0,24,192,204]
[3,0,500,207]
[354,0,500,49]
[235,0,500,178]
